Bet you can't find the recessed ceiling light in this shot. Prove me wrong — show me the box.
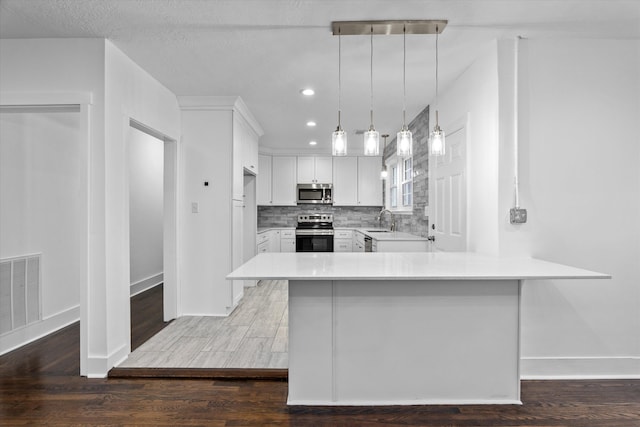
[309,141,317,146]
[301,88,315,96]
[306,121,317,127]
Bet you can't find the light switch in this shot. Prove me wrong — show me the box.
[191,202,199,213]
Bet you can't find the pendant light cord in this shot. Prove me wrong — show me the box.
[338,27,342,129]
[435,27,439,127]
[402,26,407,129]
[370,26,374,128]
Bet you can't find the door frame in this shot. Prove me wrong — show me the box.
[128,119,179,322]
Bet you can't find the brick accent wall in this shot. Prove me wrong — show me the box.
[382,105,430,236]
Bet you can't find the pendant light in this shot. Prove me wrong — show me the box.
[363,26,380,156]
[429,26,445,156]
[397,26,412,158]
[332,27,347,156]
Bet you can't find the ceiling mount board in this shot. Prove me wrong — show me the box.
[332,20,448,36]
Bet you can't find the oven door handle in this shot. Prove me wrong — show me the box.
[295,230,335,236]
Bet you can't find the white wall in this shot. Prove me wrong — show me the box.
[128,127,164,294]
[498,38,640,377]
[441,37,639,377]
[0,38,181,376]
[179,107,234,315]
[0,108,83,352]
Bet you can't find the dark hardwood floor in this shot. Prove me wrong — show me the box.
[130,283,171,351]
[1,285,639,426]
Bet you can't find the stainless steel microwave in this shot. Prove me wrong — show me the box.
[297,183,333,205]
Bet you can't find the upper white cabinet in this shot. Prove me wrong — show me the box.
[332,156,358,205]
[297,156,332,183]
[357,156,383,206]
[333,156,382,206]
[271,156,297,205]
[257,154,272,205]
[238,118,258,174]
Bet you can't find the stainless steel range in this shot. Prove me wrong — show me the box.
[295,213,334,252]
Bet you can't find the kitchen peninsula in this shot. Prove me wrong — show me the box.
[227,252,609,406]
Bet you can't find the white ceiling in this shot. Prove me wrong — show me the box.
[1,0,638,154]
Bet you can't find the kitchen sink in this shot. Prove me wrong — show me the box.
[366,230,390,233]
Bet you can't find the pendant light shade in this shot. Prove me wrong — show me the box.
[332,28,347,156]
[429,27,446,156]
[397,26,413,158]
[397,127,413,157]
[332,127,347,156]
[364,26,380,156]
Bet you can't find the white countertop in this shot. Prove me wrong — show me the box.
[355,228,428,241]
[227,252,610,281]
[257,227,294,233]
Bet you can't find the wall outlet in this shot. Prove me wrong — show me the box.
[191,202,199,214]
[510,207,527,224]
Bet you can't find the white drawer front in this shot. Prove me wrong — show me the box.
[334,239,352,252]
[281,229,295,238]
[335,230,353,239]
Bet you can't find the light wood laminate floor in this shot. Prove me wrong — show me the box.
[118,280,288,369]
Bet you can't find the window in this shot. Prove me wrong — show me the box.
[385,155,412,212]
[402,157,412,207]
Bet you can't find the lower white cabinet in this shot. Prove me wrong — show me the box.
[334,229,353,252]
[281,228,296,252]
[353,231,366,252]
[257,240,269,253]
[257,228,295,253]
[269,230,281,252]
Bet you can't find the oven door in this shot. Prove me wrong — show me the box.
[295,231,334,252]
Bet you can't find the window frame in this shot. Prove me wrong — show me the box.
[384,154,413,213]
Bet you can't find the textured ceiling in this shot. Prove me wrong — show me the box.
[1,0,638,153]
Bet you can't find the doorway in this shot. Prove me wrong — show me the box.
[127,120,178,350]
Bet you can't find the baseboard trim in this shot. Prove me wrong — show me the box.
[107,367,288,380]
[0,305,79,355]
[85,343,130,378]
[521,356,640,379]
[130,272,163,296]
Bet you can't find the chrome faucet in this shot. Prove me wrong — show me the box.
[376,209,396,231]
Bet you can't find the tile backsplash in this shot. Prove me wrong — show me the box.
[258,205,383,228]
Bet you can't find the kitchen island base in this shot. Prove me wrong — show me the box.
[288,279,522,406]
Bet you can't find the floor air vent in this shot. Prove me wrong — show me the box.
[0,254,41,335]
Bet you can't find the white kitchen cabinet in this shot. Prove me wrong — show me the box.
[269,229,281,252]
[357,156,383,206]
[272,156,297,205]
[257,154,272,205]
[280,228,296,252]
[333,156,382,206]
[257,240,269,254]
[297,156,332,184]
[332,157,358,205]
[231,200,245,306]
[236,116,258,175]
[353,230,366,252]
[334,229,353,252]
